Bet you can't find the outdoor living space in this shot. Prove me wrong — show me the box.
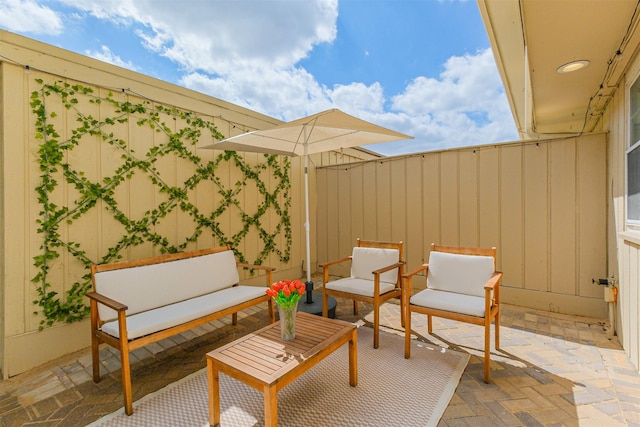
[0,285,638,426]
[3,2,640,425]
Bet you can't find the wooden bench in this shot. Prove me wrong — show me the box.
[86,246,275,415]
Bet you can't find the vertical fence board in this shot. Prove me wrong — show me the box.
[406,156,424,269]
[440,152,459,245]
[578,135,608,298]
[459,150,479,247]
[500,145,524,287]
[523,143,549,292]
[478,148,501,254]
[550,139,577,295]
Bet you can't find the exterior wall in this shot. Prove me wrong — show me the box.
[605,50,640,372]
[6,25,636,378]
[0,31,371,378]
[316,134,609,319]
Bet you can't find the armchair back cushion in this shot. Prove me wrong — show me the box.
[351,247,400,284]
[94,250,240,322]
[427,251,494,297]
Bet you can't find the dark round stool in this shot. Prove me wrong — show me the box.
[297,292,337,318]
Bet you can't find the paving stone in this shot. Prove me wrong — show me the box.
[484,401,522,426]
[0,406,32,427]
[1,291,639,427]
[514,411,545,427]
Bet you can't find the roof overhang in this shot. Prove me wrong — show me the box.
[478,0,640,139]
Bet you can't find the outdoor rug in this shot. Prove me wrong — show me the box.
[89,326,469,427]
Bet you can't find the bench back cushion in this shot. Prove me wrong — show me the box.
[427,251,494,297]
[94,250,239,322]
[351,247,400,284]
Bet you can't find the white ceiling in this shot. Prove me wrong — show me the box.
[478,0,640,138]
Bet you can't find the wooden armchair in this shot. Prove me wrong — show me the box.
[321,238,405,349]
[403,243,502,383]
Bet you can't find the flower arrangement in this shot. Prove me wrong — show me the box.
[266,279,305,309]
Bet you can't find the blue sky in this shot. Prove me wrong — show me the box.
[0,0,519,155]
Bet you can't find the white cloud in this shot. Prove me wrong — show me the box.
[2,0,517,155]
[180,66,334,122]
[54,0,343,120]
[384,48,517,154]
[86,45,139,71]
[57,0,338,73]
[330,82,385,114]
[0,0,63,34]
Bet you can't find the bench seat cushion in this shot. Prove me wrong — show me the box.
[325,277,397,297]
[410,288,485,318]
[100,285,266,340]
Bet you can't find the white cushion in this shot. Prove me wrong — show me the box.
[410,288,486,317]
[94,250,240,321]
[100,285,265,339]
[351,247,400,284]
[427,251,494,297]
[325,277,397,297]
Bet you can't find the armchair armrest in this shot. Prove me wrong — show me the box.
[321,256,352,285]
[86,291,128,312]
[402,263,428,307]
[371,261,406,295]
[403,263,428,279]
[483,271,503,311]
[372,261,405,276]
[483,271,503,291]
[320,256,352,269]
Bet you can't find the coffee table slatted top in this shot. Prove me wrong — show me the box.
[210,312,356,385]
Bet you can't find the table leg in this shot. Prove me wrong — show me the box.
[207,358,221,426]
[349,328,358,386]
[263,384,278,427]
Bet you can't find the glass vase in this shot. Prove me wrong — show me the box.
[278,301,298,341]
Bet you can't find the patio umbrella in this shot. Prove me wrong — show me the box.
[201,109,412,306]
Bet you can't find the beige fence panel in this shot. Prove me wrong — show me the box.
[316,134,608,318]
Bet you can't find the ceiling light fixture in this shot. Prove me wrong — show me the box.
[557,60,590,73]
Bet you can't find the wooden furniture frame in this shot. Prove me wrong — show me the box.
[403,243,502,383]
[206,312,358,427]
[87,246,275,415]
[321,238,405,349]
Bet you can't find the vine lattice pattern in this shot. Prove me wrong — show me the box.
[31,80,292,327]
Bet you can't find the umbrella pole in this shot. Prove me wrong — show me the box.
[303,146,314,303]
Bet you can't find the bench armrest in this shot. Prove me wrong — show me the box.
[236,262,275,287]
[86,291,128,312]
[236,262,275,272]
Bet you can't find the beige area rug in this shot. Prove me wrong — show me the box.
[89,327,469,427]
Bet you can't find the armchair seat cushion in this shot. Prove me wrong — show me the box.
[410,288,486,318]
[325,277,397,297]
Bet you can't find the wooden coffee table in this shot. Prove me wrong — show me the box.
[206,311,358,427]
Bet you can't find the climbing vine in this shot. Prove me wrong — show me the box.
[30,79,292,328]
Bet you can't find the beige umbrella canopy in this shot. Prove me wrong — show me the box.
[204,108,412,156]
[201,108,413,289]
